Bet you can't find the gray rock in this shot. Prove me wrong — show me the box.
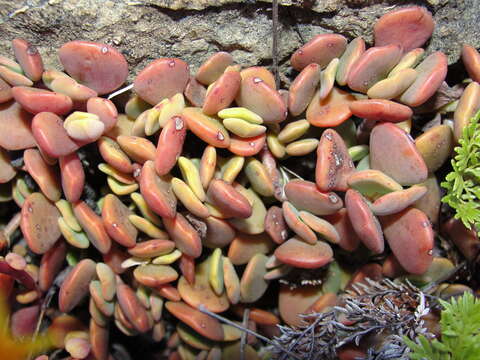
[0,0,477,90]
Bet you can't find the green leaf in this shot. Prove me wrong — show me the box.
[405,335,450,360]
[431,340,450,353]
[406,292,480,360]
[441,110,480,236]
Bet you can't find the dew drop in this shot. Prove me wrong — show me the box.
[324,132,332,141]
[217,132,225,141]
[363,80,369,87]
[174,116,184,130]
[333,152,342,167]
[328,194,338,203]
[112,223,118,228]
[427,249,433,256]
[168,60,175,68]
[28,206,33,213]
[422,220,430,228]
[298,50,304,55]
[253,77,263,84]
[101,46,108,54]
[133,168,141,178]
[281,230,288,240]
[249,142,255,147]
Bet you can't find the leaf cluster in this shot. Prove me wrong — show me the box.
[405,292,480,360]
[441,110,480,235]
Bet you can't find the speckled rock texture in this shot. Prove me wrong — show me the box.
[0,0,477,85]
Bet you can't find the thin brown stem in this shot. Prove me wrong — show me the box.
[27,268,70,360]
[27,288,55,360]
[272,0,280,88]
[198,304,303,360]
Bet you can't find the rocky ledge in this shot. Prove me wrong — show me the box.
[0,0,477,83]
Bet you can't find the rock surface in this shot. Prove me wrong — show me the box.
[0,0,477,87]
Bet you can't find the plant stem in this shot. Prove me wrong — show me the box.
[198,304,303,360]
[240,308,250,360]
[272,0,280,88]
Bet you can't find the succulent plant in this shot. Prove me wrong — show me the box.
[0,3,478,360]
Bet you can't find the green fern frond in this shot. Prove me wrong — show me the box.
[406,292,480,360]
[441,110,480,235]
[404,336,450,360]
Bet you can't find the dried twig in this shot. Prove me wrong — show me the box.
[272,0,280,88]
[197,304,303,360]
[27,268,70,360]
[108,83,134,100]
[272,279,434,360]
[280,165,304,181]
[240,308,250,360]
